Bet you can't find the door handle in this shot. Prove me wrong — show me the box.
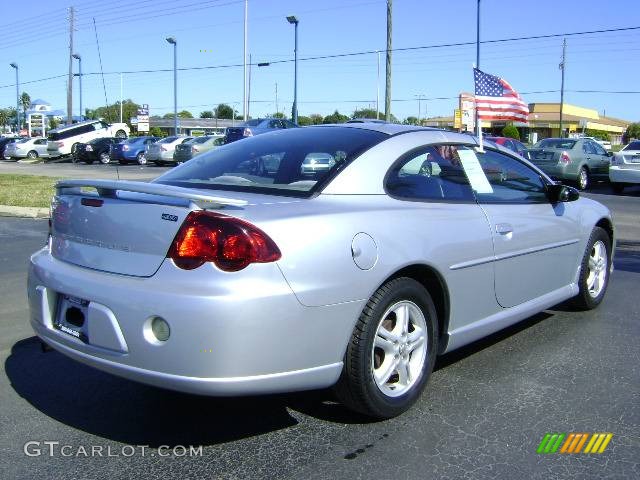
[495,223,513,235]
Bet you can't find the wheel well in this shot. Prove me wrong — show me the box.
[596,217,614,247]
[385,264,450,354]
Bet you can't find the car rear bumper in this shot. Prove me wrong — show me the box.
[609,166,640,184]
[27,248,361,395]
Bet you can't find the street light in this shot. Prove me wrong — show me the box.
[9,62,19,133]
[166,36,178,135]
[286,15,299,124]
[414,94,426,125]
[72,54,82,121]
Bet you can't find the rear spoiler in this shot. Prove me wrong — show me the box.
[55,179,248,209]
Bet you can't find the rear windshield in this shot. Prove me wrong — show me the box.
[536,139,576,149]
[158,136,179,143]
[623,141,640,151]
[155,127,387,197]
[192,136,211,144]
[242,119,263,127]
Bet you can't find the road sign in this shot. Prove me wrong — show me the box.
[137,122,149,133]
[130,117,138,125]
[137,104,149,116]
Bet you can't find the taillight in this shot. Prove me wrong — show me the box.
[559,151,571,164]
[161,146,167,151]
[192,146,199,153]
[122,145,129,151]
[85,145,93,151]
[56,141,64,148]
[243,128,253,137]
[167,211,281,271]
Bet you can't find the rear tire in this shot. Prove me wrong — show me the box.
[115,130,127,139]
[136,152,147,165]
[570,226,611,310]
[611,182,625,194]
[26,150,38,159]
[577,167,589,190]
[334,277,438,419]
[99,152,110,164]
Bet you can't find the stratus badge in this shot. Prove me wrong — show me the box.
[161,213,178,222]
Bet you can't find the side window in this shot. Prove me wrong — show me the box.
[268,120,279,128]
[474,149,548,204]
[36,139,47,145]
[385,145,476,201]
[592,141,607,156]
[582,141,595,154]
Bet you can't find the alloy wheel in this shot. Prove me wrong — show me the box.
[586,240,607,298]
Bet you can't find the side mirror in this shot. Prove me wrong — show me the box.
[547,183,579,203]
[606,151,613,157]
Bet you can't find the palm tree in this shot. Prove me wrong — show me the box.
[20,92,31,118]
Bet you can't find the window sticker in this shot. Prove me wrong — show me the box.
[457,149,494,194]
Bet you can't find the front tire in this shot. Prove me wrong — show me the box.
[26,150,38,159]
[136,152,147,165]
[571,226,611,310]
[99,152,110,164]
[334,277,438,418]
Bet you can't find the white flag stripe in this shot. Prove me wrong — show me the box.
[475,102,529,113]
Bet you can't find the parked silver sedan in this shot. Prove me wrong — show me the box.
[5,137,49,159]
[28,124,614,418]
[146,135,194,165]
[609,140,640,193]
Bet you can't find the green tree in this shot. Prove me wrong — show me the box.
[352,108,380,119]
[20,92,31,119]
[322,110,349,124]
[178,110,193,119]
[87,99,139,127]
[272,112,286,119]
[200,110,214,118]
[149,126,165,137]
[624,122,640,142]
[0,108,10,131]
[403,116,419,125]
[162,113,175,119]
[502,124,520,140]
[214,104,235,120]
[309,113,323,125]
[48,117,60,130]
[296,115,312,126]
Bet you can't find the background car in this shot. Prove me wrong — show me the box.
[74,137,122,164]
[31,125,613,420]
[0,136,23,159]
[224,118,298,143]
[4,137,49,160]
[173,135,224,163]
[109,136,158,165]
[47,119,130,158]
[146,135,194,165]
[609,140,640,193]
[528,137,612,190]
[485,136,529,159]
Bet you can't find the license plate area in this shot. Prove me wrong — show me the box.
[54,294,89,342]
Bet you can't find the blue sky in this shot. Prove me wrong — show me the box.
[1,0,639,121]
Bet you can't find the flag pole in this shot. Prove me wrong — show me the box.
[475,0,483,152]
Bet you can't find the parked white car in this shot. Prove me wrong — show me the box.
[4,137,49,159]
[146,135,194,165]
[609,140,640,193]
[47,119,130,158]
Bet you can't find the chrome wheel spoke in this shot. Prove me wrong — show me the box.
[407,330,425,352]
[375,357,398,385]
[374,333,395,352]
[397,359,411,385]
[394,304,409,336]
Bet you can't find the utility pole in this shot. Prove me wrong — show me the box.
[475,0,480,138]
[243,0,248,121]
[247,54,252,118]
[559,38,566,138]
[275,82,278,115]
[376,50,380,119]
[67,6,75,125]
[384,0,392,122]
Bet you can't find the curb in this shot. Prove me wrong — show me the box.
[0,205,49,219]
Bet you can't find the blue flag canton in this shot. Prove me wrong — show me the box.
[474,69,504,97]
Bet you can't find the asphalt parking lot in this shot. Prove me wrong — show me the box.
[0,159,171,181]
[0,186,638,480]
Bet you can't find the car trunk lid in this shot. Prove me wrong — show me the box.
[50,180,250,277]
[528,148,562,165]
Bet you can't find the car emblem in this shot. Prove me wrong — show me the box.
[161,213,178,222]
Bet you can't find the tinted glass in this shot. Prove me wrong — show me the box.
[582,141,596,154]
[474,149,548,203]
[155,127,386,196]
[193,136,211,144]
[623,141,640,151]
[385,145,475,201]
[537,139,577,149]
[244,119,262,127]
[592,142,607,155]
[158,136,179,143]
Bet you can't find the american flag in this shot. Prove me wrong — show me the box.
[473,68,529,123]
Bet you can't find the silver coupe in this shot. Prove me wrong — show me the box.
[27,123,614,418]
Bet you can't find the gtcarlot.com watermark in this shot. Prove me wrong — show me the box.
[24,441,203,458]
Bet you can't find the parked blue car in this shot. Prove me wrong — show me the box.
[109,136,158,165]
